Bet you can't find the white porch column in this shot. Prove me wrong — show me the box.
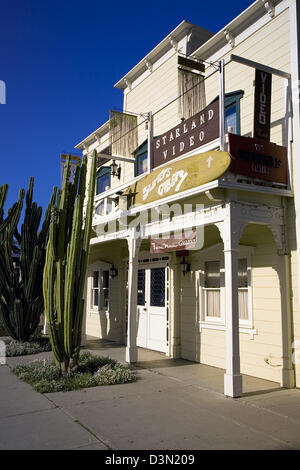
[217,206,245,398]
[126,236,141,363]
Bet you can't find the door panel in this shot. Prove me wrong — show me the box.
[137,307,147,348]
[137,269,146,348]
[136,265,166,353]
[148,267,166,352]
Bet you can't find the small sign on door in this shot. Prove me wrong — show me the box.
[150,231,197,253]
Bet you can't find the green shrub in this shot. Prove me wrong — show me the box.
[6,336,51,357]
[12,351,136,393]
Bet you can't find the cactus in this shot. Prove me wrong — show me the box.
[43,151,96,375]
[0,180,56,341]
[0,184,25,242]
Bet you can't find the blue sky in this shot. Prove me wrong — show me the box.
[0,0,253,214]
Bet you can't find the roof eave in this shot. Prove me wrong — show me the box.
[74,120,110,149]
[114,20,213,90]
[192,0,283,60]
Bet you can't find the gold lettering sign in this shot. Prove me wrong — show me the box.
[124,150,231,207]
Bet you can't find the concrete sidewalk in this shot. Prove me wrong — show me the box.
[1,339,300,450]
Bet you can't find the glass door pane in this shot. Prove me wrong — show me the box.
[137,269,146,305]
[150,267,165,307]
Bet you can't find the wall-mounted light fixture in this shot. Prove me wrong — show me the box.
[110,264,118,279]
[180,257,191,276]
[110,160,121,179]
[110,160,118,177]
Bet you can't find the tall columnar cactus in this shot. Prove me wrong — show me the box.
[0,184,25,242]
[0,180,56,341]
[43,151,97,375]
[0,185,25,335]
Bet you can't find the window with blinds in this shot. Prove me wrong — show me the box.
[238,258,248,321]
[101,270,110,310]
[91,269,110,312]
[203,258,249,322]
[92,271,99,308]
[204,261,221,319]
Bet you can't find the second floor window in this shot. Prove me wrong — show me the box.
[96,166,111,194]
[225,91,244,134]
[209,90,244,135]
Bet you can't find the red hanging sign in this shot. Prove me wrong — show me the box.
[228,133,287,185]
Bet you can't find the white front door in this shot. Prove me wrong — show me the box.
[137,264,167,353]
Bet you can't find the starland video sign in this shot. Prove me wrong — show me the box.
[153,100,219,168]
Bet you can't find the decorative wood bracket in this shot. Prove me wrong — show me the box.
[169,36,178,51]
[224,29,235,48]
[94,134,101,145]
[215,219,247,251]
[261,0,275,18]
[124,78,132,91]
[144,59,153,73]
[268,224,288,254]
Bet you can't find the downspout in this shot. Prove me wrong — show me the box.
[289,0,300,326]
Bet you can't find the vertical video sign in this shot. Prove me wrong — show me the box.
[254,68,272,141]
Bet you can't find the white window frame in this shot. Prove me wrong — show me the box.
[91,271,100,309]
[194,243,255,336]
[202,259,225,324]
[94,196,119,218]
[238,256,253,328]
[88,261,111,314]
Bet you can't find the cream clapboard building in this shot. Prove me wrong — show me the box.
[75,0,300,397]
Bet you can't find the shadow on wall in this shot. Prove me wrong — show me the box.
[96,311,123,343]
[180,268,200,363]
[93,276,124,344]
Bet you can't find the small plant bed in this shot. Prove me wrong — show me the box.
[5,336,52,357]
[12,351,137,393]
